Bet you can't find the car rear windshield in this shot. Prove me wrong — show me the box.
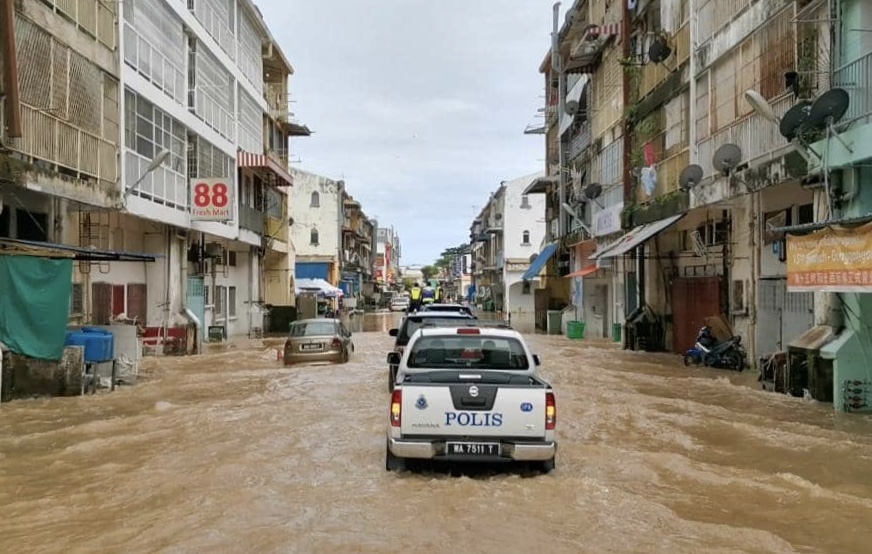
[289,321,336,337]
[399,316,475,344]
[424,305,472,314]
[407,335,530,370]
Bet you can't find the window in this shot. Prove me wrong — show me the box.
[522,281,532,295]
[215,285,225,315]
[521,195,531,209]
[228,286,237,317]
[407,335,530,370]
[124,89,187,206]
[290,321,339,337]
[310,228,320,245]
[522,230,531,245]
[310,191,320,207]
[267,188,283,219]
[205,285,210,306]
[798,203,814,224]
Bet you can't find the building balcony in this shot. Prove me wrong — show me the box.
[9,104,118,191]
[831,49,872,129]
[634,148,690,204]
[638,25,690,100]
[267,148,289,169]
[239,204,265,235]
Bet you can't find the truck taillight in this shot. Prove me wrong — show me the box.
[390,390,402,427]
[545,391,556,430]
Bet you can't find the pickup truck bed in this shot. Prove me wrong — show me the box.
[387,371,556,472]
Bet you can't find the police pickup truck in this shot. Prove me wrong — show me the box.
[385,325,556,473]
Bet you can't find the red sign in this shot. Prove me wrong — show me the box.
[190,178,233,221]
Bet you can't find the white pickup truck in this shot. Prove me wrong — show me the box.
[385,325,557,473]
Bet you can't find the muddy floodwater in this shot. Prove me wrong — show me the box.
[2,312,872,553]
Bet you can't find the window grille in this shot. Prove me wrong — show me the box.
[238,86,263,154]
[123,0,186,105]
[192,39,234,140]
[237,10,264,96]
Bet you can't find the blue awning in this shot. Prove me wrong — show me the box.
[522,242,559,281]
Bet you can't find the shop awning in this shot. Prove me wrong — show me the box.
[565,265,598,278]
[522,242,559,280]
[237,150,294,186]
[523,175,559,195]
[0,238,158,261]
[594,213,685,259]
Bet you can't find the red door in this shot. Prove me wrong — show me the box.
[112,285,125,318]
[671,277,722,353]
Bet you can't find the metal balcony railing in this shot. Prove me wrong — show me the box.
[833,50,872,128]
[11,104,117,186]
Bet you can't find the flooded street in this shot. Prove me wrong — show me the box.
[2,312,872,554]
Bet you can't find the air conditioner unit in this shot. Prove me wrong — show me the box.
[205,242,224,258]
[596,257,613,269]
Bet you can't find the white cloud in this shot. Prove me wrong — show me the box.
[259,0,552,263]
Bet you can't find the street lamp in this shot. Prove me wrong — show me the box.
[122,148,171,201]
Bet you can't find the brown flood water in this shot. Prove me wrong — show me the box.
[2,311,872,554]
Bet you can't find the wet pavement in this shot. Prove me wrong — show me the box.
[2,311,872,553]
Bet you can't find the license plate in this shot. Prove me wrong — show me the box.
[445,442,500,456]
[300,343,321,351]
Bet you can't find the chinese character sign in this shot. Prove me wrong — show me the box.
[787,222,872,292]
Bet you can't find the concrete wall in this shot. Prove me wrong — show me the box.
[503,172,546,264]
[289,169,341,261]
[507,280,536,334]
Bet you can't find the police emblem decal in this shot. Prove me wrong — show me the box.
[415,395,428,410]
[520,402,534,412]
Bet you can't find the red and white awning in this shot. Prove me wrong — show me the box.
[237,150,293,186]
[583,22,621,42]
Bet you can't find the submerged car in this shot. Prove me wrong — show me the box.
[284,318,354,365]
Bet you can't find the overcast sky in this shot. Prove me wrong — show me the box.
[257,0,553,265]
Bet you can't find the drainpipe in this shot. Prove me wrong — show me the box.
[552,2,565,239]
[688,0,697,165]
[179,230,200,354]
[163,227,172,348]
[0,0,22,137]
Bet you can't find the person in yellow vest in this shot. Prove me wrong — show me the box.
[435,284,443,303]
[409,283,423,312]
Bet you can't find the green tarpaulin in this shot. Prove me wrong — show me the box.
[0,256,73,360]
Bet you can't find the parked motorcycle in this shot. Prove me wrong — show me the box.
[683,325,746,371]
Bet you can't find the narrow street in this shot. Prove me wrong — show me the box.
[1,313,871,554]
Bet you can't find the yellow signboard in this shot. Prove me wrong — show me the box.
[787,222,872,291]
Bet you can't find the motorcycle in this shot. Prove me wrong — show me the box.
[683,325,746,371]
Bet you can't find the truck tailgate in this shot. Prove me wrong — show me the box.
[400,383,547,438]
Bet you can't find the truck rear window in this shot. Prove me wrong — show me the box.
[407,336,530,370]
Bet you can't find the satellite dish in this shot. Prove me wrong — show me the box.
[648,37,672,64]
[678,164,704,190]
[712,143,743,176]
[565,99,579,115]
[744,90,778,124]
[808,88,850,129]
[583,183,603,200]
[778,100,812,141]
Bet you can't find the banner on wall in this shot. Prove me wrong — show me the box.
[787,222,872,292]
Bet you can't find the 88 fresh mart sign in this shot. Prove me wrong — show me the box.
[190,178,233,221]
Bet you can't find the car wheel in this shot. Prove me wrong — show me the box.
[385,442,406,472]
